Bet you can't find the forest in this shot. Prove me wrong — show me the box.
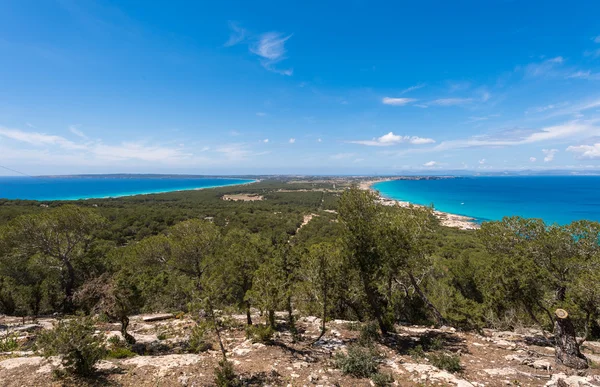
[1,179,599,383]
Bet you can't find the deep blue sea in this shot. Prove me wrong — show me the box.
[0,176,255,201]
[373,176,600,225]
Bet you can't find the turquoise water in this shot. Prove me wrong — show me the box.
[0,176,255,201]
[373,176,600,225]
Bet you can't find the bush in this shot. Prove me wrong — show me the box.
[105,335,136,359]
[371,371,394,386]
[214,359,242,387]
[107,346,136,359]
[36,317,106,377]
[188,324,213,353]
[245,324,274,344]
[334,344,380,378]
[0,332,20,352]
[429,352,462,373]
[408,345,425,359]
[358,322,380,346]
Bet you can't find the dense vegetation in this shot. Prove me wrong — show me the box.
[1,179,600,353]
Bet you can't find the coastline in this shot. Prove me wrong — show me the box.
[360,178,480,231]
[3,178,259,202]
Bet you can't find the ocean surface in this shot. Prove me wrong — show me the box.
[373,176,600,225]
[0,176,255,201]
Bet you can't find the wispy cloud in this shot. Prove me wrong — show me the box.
[542,148,558,162]
[523,56,564,78]
[526,102,570,114]
[530,157,537,162]
[330,153,355,160]
[400,83,425,94]
[349,132,435,146]
[423,160,439,167]
[224,21,246,47]
[69,124,87,139]
[429,98,473,106]
[567,143,600,159]
[250,32,293,76]
[0,126,192,163]
[289,138,296,144]
[256,112,267,117]
[382,97,417,106]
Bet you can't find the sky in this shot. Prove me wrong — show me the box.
[1,0,600,176]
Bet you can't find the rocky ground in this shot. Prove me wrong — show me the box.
[1,312,600,386]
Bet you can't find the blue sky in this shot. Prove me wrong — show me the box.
[1,0,600,175]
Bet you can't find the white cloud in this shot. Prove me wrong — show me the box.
[479,158,486,164]
[0,126,83,149]
[250,32,293,76]
[526,102,569,114]
[289,138,296,144]
[382,97,417,106]
[423,161,438,167]
[224,21,246,47]
[0,126,193,163]
[542,148,558,162]
[567,143,600,159]
[400,84,425,94]
[567,70,600,80]
[317,138,322,143]
[349,131,435,146]
[429,98,473,106]
[523,56,564,78]
[594,36,600,43]
[330,153,355,160]
[529,157,537,162]
[256,112,267,117]
[263,139,269,143]
[69,125,87,139]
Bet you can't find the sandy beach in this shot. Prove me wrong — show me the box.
[360,178,480,230]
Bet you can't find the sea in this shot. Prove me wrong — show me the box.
[0,176,255,201]
[373,176,600,225]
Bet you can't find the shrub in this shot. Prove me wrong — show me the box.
[408,345,425,359]
[358,322,380,346]
[0,332,20,352]
[106,347,136,359]
[105,335,136,358]
[421,335,444,351]
[188,324,213,353]
[334,344,380,378]
[214,359,242,387]
[429,352,462,373]
[245,324,274,344]
[36,317,106,377]
[371,371,394,386]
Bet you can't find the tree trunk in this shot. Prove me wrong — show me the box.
[362,276,388,334]
[63,259,76,313]
[554,309,588,370]
[246,301,253,326]
[408,271,447,326]
[268,309,276,330]
[313,286,328,344]
[121,315,136,345]
[207,298,227,361]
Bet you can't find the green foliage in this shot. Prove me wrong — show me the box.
[358,321,380,346]
[245,324,274,344]
[0,332,20,352]
[334,344,380,378]
[429,352,462,373]
[106,346,136,359]
[36,317,106,377]
[188,323,213,353]
[214,359,242,387]
[408,345,425,359]
[371,371,394,386]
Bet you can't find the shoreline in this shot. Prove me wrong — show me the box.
[360,178,480,230]
[8,179,259,202]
